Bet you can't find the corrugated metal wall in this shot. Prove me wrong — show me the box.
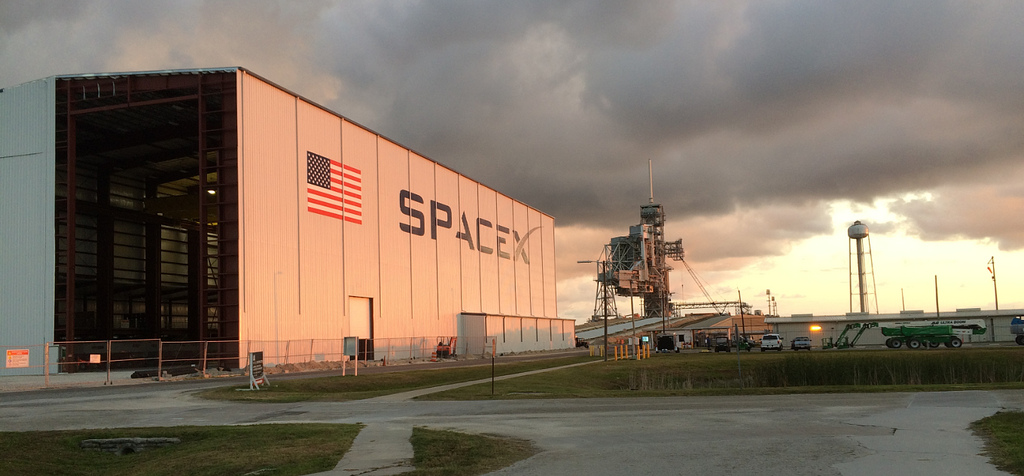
[434,165,462,337]
[477,187,500,312]
[528,209,546,316]
[236,71,568,350]
[0,78,56,374]
[512,201,531,315]
[458,175,482,313]
[409,153,438,337]
[340,121,380,326]
[238,73,301,344]
[296,100,345,340]
[542,215,558,316]
[376,138,413,338]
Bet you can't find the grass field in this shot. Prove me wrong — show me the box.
[421,348,1024,399]
[199,355,596,402]
[408,427,536,476]
[972,411,1024,475]
[0,424,535,476]
[201,348,1024,402]
[0,424,360,476]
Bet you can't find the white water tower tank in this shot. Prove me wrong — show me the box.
[848,221,869,239]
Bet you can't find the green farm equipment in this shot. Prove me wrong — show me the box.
[881,320,986,349]
[822,322,878,349]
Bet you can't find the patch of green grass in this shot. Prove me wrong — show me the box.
[199,355,596,403]
[0,424,360,476]
[972,411,1024,475]
[200,349,1024,403]
[752,349,1024,387]
[408,427,536,476]
[419,349,1024,400]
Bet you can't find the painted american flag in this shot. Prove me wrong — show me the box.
[306,151,362,224]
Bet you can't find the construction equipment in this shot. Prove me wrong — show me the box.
[882,320,986,349]
[1011,316,1024,345]
[435,337,457,358]
[822,322,879,349]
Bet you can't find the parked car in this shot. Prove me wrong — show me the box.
[791,336,813,350]
[714,336,731,352]
[760,334,783,352]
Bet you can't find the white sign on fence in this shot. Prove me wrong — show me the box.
[5,349,29,368]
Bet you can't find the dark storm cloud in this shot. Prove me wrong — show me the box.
[3,0,1023,260]
[300,1,1024,248]
[891,176,1024,251]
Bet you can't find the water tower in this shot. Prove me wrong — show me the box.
[848,221,878,313]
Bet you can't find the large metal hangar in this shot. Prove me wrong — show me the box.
[0,67,570,374]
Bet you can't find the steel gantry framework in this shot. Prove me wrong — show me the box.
[595,201,684,320]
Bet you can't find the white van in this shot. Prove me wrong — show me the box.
[760,334,782,352]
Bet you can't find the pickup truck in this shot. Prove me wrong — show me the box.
[760,334,782,352]
[790,336,812,350]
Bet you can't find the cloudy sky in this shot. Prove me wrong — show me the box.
[4,1,1023,323]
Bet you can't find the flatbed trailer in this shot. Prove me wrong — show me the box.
[881,320,986,349]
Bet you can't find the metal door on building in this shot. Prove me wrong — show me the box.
[349,297,373,361]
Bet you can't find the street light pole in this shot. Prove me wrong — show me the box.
[738,289,746,336]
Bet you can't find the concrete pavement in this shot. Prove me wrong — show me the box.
[1,366,1021,475]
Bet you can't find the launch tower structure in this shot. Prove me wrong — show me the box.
[594,165,684,320]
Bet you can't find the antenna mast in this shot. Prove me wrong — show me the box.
[648,159,654,204]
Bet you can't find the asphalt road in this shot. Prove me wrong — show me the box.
[1,364,1021,475]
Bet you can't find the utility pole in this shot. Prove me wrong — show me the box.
[738,289,746,336]
[989,256,999,310]
[630,275,636,341]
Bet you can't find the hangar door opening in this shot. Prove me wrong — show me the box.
[349,296,373,361]
[53,71,240,349]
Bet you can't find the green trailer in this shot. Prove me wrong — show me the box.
[881,322,985,349]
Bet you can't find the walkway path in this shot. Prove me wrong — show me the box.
[311,360,598,475]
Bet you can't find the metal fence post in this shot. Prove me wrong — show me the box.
[201,341,209,377]
[157,340,163,381]
[44,343,50,387]
[105,340,111,385]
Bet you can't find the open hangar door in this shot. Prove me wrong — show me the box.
[53,71,240,355]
